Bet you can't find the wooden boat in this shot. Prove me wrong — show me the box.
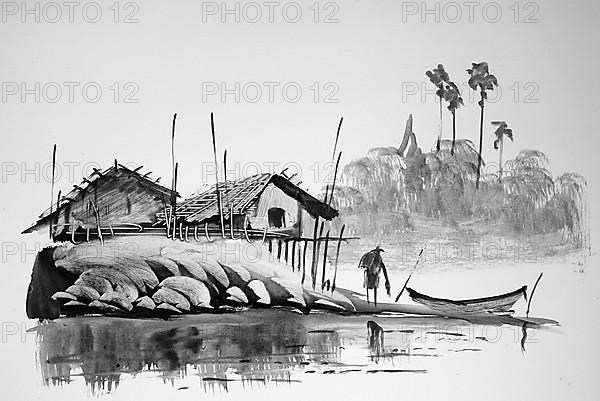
[406,286,528,315]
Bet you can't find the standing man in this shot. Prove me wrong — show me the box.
[358,245,391,305]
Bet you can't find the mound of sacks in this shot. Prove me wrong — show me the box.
[49,238,355,315]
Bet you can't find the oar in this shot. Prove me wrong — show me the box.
[394,247,424,302]
[526,272,543,318]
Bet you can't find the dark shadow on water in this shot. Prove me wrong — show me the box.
[34,311,547,395]
[35,310,341,395]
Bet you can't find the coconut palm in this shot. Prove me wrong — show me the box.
[492,121,513,182]
[466,62,498,189]
[443,81,464,155]
[426,65,449,152]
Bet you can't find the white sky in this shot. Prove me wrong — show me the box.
[1,0,599,237]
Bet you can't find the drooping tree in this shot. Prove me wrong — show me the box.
[426,64,449,152]
[492,121,514,182]
[553,173,588,246]
[503,150,554,231]
[467,62,498,189]
[443,81,464,155]
[427,139,480,217]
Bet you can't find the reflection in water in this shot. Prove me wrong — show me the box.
[34,311,541,395]
[367,320,385,362]
[35,311,341,394]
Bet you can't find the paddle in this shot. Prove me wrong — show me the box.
[394,247,424,302]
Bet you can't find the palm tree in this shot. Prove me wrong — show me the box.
[467,62,498,189]
[426,64,449,152]
[443,81,464,155]
[492,121,513,182]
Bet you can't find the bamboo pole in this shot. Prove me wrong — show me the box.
[327,151,342,206]
[52,189,61,239]
[301,239,308,285]
[331,224,345,293]
[325,117,343,205]
[163,202,171,238]
[291,239,296,271]
[526,272,543,317]
[49,144,56,239]
[210,113,225,238]
[297,240,302,274]
[311,221,325,289]
[277,240,282,261]
[171,163,178,239]
[170,114,177,239]
[229,201,235,239]
[170,113,177,197]
[90,200,104,246]
[223,149,230,238]
[309,216,320,287]
[331,117,343,162]
[320,230,330,290]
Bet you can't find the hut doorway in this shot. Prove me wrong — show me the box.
[267,207,286,228]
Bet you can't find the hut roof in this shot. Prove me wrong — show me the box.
[160,173,338,224]
[22,162,177,234]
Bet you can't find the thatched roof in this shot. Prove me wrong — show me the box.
[161,173,338,224]
[23,162,177,234]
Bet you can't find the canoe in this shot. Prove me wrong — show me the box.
[406,286,528,315]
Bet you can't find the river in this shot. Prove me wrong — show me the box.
[0,236,597,401]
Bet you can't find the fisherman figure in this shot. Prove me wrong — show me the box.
[358,245,391,305]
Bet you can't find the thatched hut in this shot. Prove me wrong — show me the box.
[161,172,338,238]
[22,162,177,241]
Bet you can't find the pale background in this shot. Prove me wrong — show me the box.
[0,0,598,399]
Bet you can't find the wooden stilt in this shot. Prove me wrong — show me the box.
[204,222,213,242]
[301,239,308,285]
[90,200,103,246]
[243,215,251,242]
[312,221,325,289]
[310,217,320,289]
[321,230,330,290]
[71,226,80,245]
[170,114,178,239]
[172,163,179,239]
[291,240,296,271]
[331,224,345,293]
[277,240,282,261]
[52,189,61,240]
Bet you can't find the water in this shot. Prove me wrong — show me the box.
[1,243,597,400]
